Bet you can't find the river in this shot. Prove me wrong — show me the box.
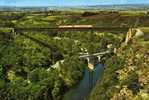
[63,63,104,100]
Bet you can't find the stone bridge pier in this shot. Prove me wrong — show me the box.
[86,56,101,70]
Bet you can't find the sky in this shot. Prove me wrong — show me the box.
[0,0,149,7]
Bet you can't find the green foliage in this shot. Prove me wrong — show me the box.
[89,39,149,100]
[58,56,85,87]
[0,29,86,100]
[0,11,148,100]
[14,34,52,68]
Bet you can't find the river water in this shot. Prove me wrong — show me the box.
[63,63,104,100]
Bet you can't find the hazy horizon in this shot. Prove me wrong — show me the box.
[0,0,149,7]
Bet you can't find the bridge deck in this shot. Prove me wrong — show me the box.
[79,50,111,58]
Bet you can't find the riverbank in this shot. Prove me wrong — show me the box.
[63,63,104,100]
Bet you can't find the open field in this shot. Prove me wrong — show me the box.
[0,10,149,28]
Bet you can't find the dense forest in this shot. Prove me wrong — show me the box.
[0,11,148,100]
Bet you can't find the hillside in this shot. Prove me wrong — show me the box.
[89,36,149,100]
